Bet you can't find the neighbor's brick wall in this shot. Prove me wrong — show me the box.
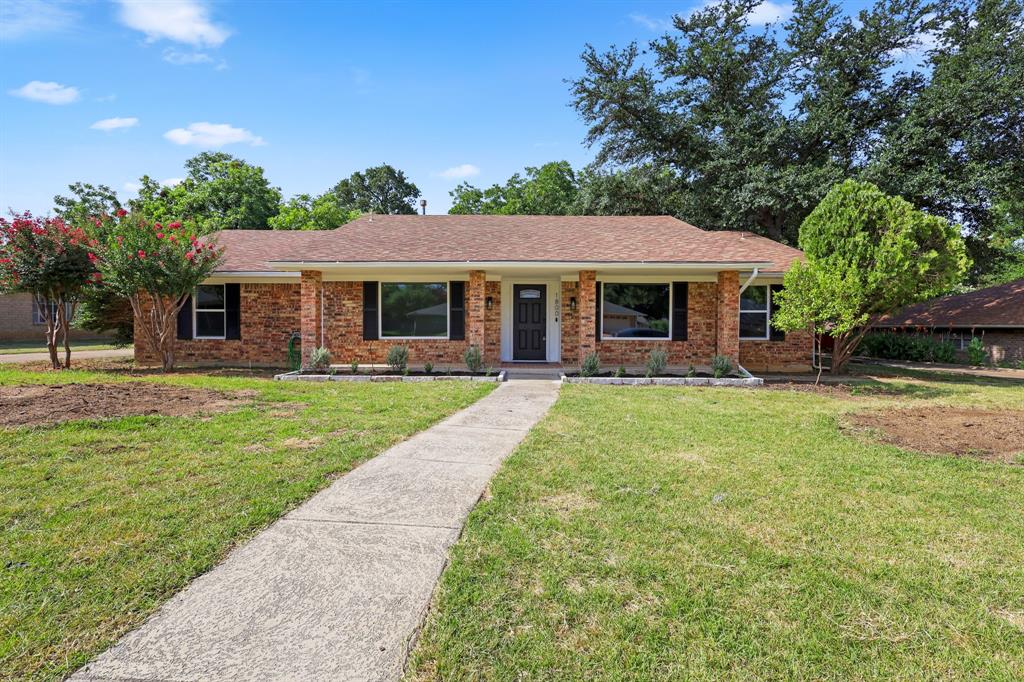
[971,330,1023,364]
[1,292,114,342]
[134,283,301,366]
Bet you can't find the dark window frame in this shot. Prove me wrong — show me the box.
[600,282,672,341]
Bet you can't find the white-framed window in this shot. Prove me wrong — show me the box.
[601,282,671,340]
[193,284,226,339]
[380,282,449,339]
[32,300,73,326]
[942,332,972,350]
[740,285,770,340]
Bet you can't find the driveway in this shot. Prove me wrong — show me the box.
[71,379,560,682]
[0,348,133,364]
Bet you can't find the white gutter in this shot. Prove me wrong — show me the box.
[267,260,774,272]
[738,267,759,294]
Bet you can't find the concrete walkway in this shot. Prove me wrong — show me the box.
[72,379,560,682]
[0,347,133,364]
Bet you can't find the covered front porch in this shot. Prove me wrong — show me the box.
[291,263,753,371]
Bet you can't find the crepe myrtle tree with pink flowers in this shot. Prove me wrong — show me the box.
[96,210,223,371]
[0,212,100,369]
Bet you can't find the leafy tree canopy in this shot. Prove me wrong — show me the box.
[53,182,122,226]
[449,161,685,216]
[571,0,1023,284]
[331,164,421,215]
[269,193,360,230]
[773,180,969,372]
[127,152,282,232]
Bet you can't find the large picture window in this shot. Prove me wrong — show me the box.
[602,283,670,339]
[380,282,448,338]
[740,285,770,339]
[194,284,226,339]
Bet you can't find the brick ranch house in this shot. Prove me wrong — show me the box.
[874,277,1024,364]
[134,215,812,372]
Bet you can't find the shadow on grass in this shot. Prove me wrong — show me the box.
[852,363,1024,389]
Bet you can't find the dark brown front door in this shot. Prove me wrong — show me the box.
[513,284,546,361]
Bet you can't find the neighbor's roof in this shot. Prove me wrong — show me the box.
[875,279,1024,329]
[210,215,804,273]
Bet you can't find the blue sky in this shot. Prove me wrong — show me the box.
[2,0,852,216]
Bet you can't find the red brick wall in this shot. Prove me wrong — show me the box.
[561,278,810,371]
[716,271,740,363]
[577,270,597,362]
[561,281,580,363]
[484,281,501,363]
[134,283,301,366]
[739,330,813,372]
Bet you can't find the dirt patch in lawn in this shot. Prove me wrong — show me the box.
[845,407,1024,463]
[0,382,251,427]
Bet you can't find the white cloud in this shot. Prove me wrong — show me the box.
[629,13,672,31]
[162,48,213,65]
[161,177,184,187]
[116,0,230,47]
[745,1,792,26]
[90,117,139,131]
[438,164,481,180]
[0,0,76,40]
[8,80,79,105]
[635,1,792,32]
[164,122,265,147]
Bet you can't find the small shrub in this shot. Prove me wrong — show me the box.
[859,332,959,363]
[966,337,988,365]
[485,367,495,377]
[687,364,696,378]
[350,361,359,374]
[423,361,433,374]
[580,352,600,377]
[614,365,626,378]
[645,348,668,377]
[464,345,484,374]
[712,354,732,378]
[308,346,331,371]
[386,344,409,373]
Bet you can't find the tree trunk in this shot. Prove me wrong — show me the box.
[830,326,872,375]
[129,291,189,372]
[36,293,60,369]
[61,301,72,369]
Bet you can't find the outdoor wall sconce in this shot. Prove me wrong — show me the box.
[485,296,494,310]
[569,297,577,311]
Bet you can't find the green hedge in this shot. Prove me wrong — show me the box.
[859,332,959,363]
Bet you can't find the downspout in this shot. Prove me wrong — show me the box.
[735,268,759,379]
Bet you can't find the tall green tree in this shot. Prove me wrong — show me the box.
[331,164,421,214]
[127,152,282,231]
[773,180,969,373]
[449,161,579,215]
[570,0,1022,283]
[269,193,360,230]
[53,182,122,225]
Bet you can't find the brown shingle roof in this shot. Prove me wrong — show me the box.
[211,215,804,273]
[876,279,1024,328]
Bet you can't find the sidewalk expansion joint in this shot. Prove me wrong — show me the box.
[281,516,461,531]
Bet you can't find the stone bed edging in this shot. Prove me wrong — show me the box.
[560,373,763,387]
[274,370,507,383]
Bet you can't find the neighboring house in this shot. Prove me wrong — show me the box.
[134,215,811,371]
[0,293,111,342]
[875,278,1024,364]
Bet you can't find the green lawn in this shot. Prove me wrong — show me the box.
[409,376,1024,680]
[0,341,125,355]
[0,367,495,681]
